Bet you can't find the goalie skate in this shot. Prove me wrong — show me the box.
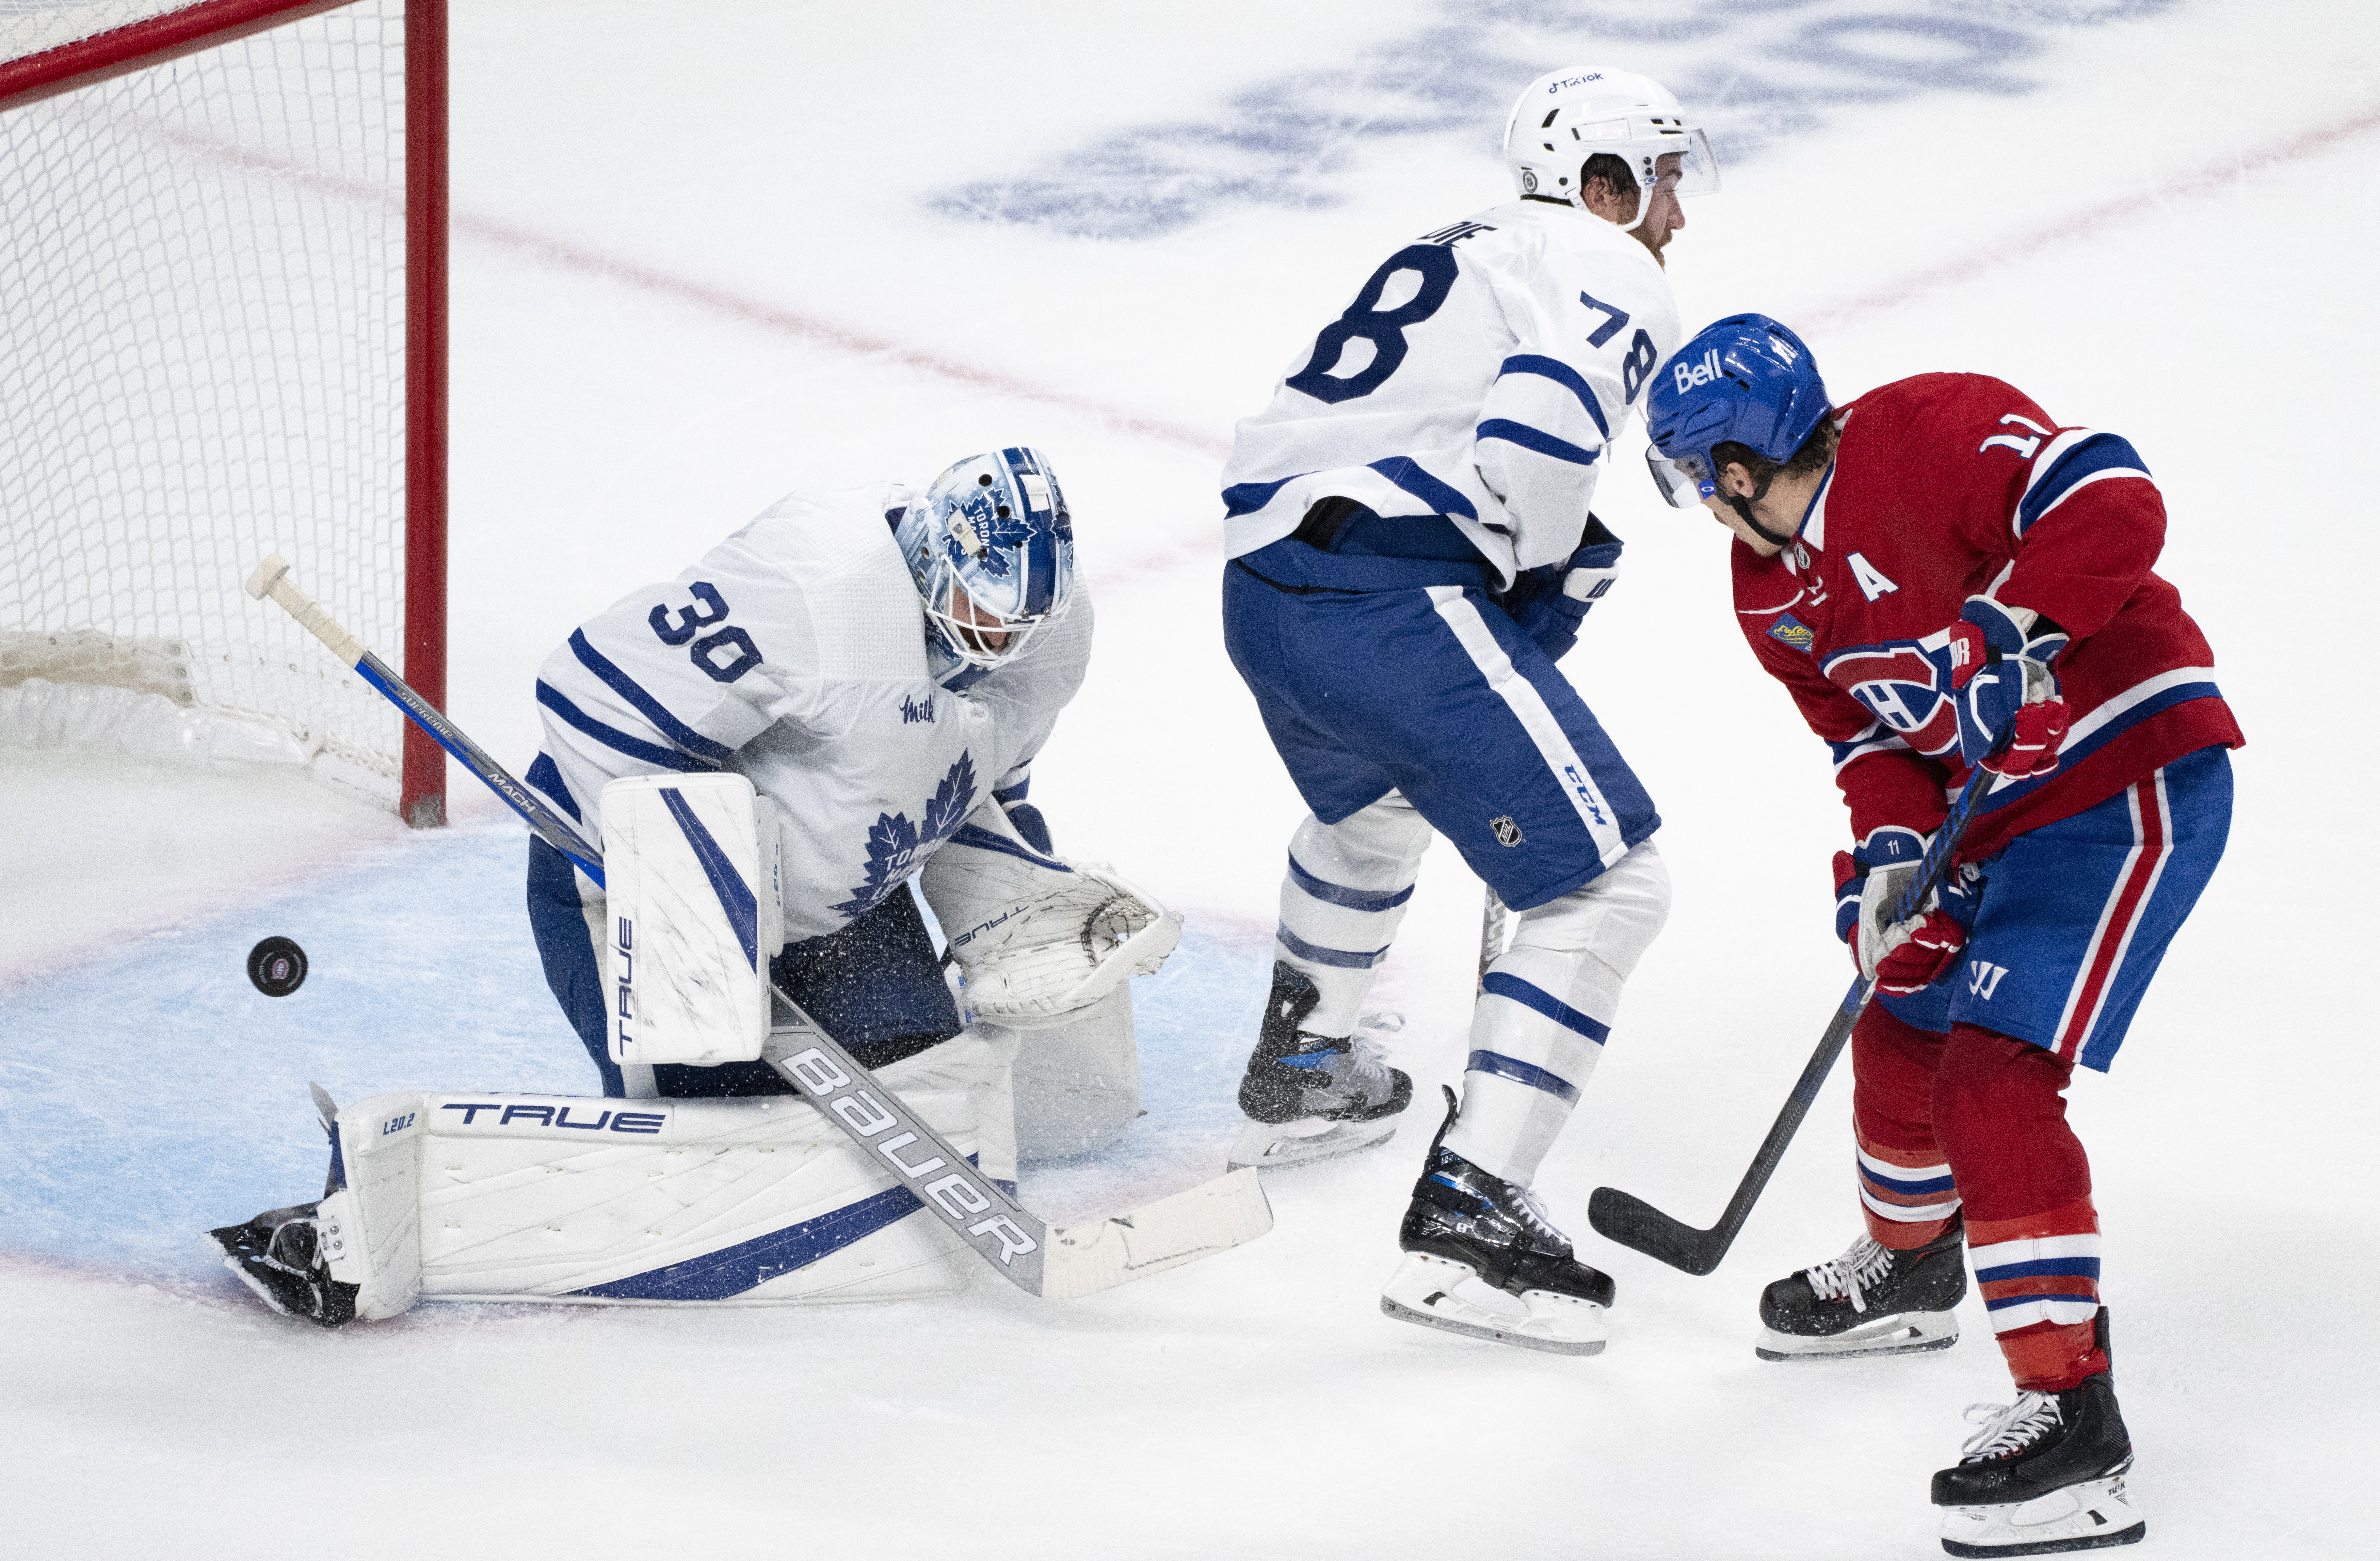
[205,1202,357,1329]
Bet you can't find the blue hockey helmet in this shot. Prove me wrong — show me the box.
[1642,314,1831,510]
[897,446,1076,673]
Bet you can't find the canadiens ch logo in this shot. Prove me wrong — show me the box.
[1768,614,1816,654]
[1491,816,1525,847]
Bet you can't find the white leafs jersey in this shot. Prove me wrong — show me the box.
[1222,201,1681,587]
[526,484,1093,945]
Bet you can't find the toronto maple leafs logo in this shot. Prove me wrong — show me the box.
[946,490,1036,578]
[829,752,980,921]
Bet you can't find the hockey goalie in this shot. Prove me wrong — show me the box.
[208,447,1182,1325]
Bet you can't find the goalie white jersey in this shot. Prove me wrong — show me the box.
[1221,200,1681,586]
[526,483,1092,945]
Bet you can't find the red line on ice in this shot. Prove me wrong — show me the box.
[450,211,1232,462]
[1823,103,2380,325]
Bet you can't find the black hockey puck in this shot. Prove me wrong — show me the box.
[247,937,309,997]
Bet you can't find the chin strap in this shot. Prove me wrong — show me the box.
[1730,494,1797,549]
[1725,463,1798,549]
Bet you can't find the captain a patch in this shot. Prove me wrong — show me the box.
[1767,613,1817,654]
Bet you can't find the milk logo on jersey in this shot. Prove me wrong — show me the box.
[1768,613,1816,654]
[1672,347,1723,397]
[900,694,936,724]
[1821,634,1961,756]
[830,753,980,921]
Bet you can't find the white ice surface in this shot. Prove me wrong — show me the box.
[3,1,2377,1555]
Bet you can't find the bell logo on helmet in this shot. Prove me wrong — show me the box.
[1672,347,1722,396]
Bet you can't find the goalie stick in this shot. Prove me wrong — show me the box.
[1585,752,2001,1276]
[246,552,1271,1300]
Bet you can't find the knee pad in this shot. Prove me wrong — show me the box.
[1504,839,1671,987]
[1297,793,1434,879]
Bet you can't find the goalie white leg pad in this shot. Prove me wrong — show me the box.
[1007,986,1140,1160]
[923,799,1180,1029]
[1379,1250,1609,1356]
[418,1079,981,1305]
[598,772,783,1069]
[289,1033,1035,1315]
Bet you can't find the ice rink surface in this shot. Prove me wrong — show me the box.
[4,1,2378,1554]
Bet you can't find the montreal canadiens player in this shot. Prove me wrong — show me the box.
[209,448,1179,1325]
[1217,67,1717,1354]
[1644,318,2239,1553]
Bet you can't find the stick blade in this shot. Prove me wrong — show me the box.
[1036,1168,1273,1300]
[1588,1185,1726,1277]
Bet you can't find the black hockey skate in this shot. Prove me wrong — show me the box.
[1378,1087,1614,1355]
[205,1202,358,1329]
[1933,1310,2142,1556]
[1227,961,1413,1172]
[1756,1217,1966,1361]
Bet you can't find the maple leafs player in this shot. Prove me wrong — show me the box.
[517,446,1105,1110]
[1645,317,2240,1553]
[1217,67,1715,1354]
[206,448,1183,1324]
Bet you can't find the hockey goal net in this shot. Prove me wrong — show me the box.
[0,0,445,823]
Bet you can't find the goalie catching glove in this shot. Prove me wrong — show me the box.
[923,799,1181,1029]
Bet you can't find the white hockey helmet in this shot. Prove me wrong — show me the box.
[895,446,1076,677]
[1501,67,1719,231]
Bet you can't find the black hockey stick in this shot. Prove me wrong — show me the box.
[246,553,1272,1299]
[1586,754,2000,1276]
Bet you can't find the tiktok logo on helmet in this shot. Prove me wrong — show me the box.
[896,446,1077,678]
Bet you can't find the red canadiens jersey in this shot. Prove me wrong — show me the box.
[1733,372,2243,862]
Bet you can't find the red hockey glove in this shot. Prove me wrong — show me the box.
[1873,910,1966,995]
[1946,597,2071,779]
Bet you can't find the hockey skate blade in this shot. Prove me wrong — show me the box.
[1226,1111,1400,1173]
[1939,1474,2144,1557]
[1755,1310,1959,1361]
[1036,1169,1273,1300]
[1378,1251,1607,1356]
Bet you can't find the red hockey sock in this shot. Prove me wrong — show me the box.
[1849,1004,1957,1249]
[1934,1024,2107,1390]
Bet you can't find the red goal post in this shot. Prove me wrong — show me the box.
[0,0,447,825]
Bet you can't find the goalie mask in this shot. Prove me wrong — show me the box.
[897,447,1076,680]
[1501,67,1719,232]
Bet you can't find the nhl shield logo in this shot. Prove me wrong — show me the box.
[1490,815,1524,847]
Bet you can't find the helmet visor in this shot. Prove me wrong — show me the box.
[1645,443,1716,509]
[1666,127,1720,197]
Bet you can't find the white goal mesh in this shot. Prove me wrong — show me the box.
[0,0,410,799]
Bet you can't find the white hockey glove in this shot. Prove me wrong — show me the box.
[922,799,1181,1030]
